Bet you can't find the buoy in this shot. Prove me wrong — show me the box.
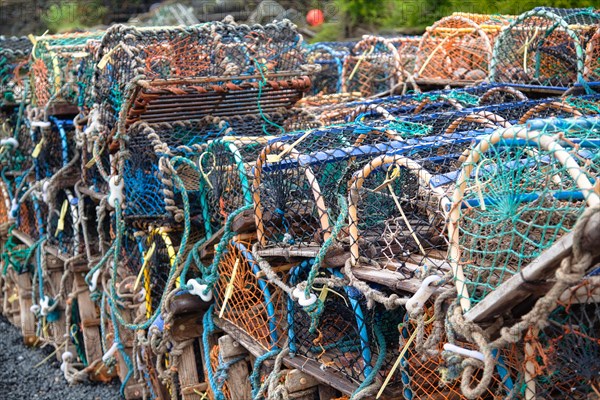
[307,9,324,27]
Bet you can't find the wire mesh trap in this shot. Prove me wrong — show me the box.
[531,278,600,399]
[490,8,600,88]
[214,239,288,351]
[30,32,103,108]
[306,43,348,96]
[342,36,405,97]
[92,19,313,136]
[414,13,513,85]
[447,127,600,311]
[0,36,31,106]
[287,265,404,388]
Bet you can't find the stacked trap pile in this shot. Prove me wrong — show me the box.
[0,8,599,400]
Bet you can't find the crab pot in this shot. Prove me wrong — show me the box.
[342,36,404,97]
[347,155,453,281]
[311,83,526,126]
[490,8,600,88]
[306,43,348,95]
[214,239,288,351]
[92,20,311,135]
[533,278,600,399]
[399,303,520,399]
[0,36,31,106]
[287,265,404,390]
[16,195,46,240]
[28,117,77,180]
[30,32,103,108]
[414,14,512,85]
[447,127,599,312]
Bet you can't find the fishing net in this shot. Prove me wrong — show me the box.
[0,179,12,228]
[347,155,453,282]
[0,36,31,105]
[92,19,311,136]
[16,194,46,240]
[342,36,403,97]
[287,265,404,389]
[398,302,520,399]
[414,14,512,84]
[447,127,599,312]
[252,115,510,250]
[214,239,288,351]
[390,37,420,84]
[532,278,600,399]
[306,44,348,95]
[310,84,514,125]
[27,116,77,179]
[490,8,600,88]
[30,32,103,108]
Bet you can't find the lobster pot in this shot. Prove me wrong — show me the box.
[200,136,266,232]
[123,118,227,224]
[29,117,77,179]
[490,8,600,88]
[214,239,288,351]
[342,36,403,97]
[311,84,525,125]
[30,32,103,108]
[76,39,102,113]
[92,20,310,134]
[390,37,420,82]
[399,304,519,399]
[533,278,600,399]
[306,44,348,95]
[348,155,452,281]
[448,128,599,311]
[17,195,46,240]
[288,265,404,388]
[252,122,431,250]
[585,28,600,83]
[0,36,31,105]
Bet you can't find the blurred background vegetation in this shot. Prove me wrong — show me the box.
[0,0,598,38]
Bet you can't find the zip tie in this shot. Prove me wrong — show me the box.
[88,269,101,292]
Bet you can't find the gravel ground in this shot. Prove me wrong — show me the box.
[0,316,121,400]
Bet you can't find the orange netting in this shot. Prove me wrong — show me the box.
[214,239,288,351]
[414,14,511,83]
[398,305,519,399]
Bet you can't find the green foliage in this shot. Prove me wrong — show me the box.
[311,22,344,43]
[42,1,107,33]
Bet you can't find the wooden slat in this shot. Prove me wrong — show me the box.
[214,316,357,396]
[74,273,103,368]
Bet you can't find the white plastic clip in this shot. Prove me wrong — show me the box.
[30,304,40,315]
[60,351,74,372]
[88,269,101,292]
[30,121,51,128]
[443,343,485,362]
[406,275,442,314]
[102,342,119,363]
[42,180,50,203]
[0,137,19,149]
[40,295,51,316]
[292,287,317,307]
[108,175,124,209]
[187,279,213,302]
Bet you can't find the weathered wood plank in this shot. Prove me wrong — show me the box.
[16,272,37,346]
[179,344,202,400]
[74,273,103,368]
[218,334,251,399]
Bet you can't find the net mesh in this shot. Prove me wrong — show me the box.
[490,8,600,88]
[414,14,512,84]
[448,128,597,308]
[214,239,288,351]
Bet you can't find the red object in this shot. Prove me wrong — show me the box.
[307,9,324,26]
